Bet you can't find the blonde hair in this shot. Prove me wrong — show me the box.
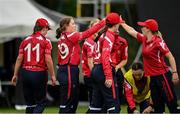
[151,30,163,39]
[89,18,100,28]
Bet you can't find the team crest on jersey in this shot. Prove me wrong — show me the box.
[58,43,69,59]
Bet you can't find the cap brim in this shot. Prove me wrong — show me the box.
[137,22,146,27]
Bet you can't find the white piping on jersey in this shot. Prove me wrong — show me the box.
[124,80,132,90]
[104,36,113,48]
[36,36,43,40]
[84,41,94,52]
[84,41,93,47]
[46,38,51,42]
[60,105,66,108]
[60,36,65,39]
[89,106,102,111]
[107,107,115,111]
[110,58,112,62]
[157,50,161,63]
[67,32,76,37]
[25,36,32,40]
[159,40,165,50]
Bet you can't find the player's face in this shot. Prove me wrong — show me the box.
[141,27,149,35]
[67,19,77,32]
[132,69,144,81]
[41,27,49,36]
[114,24,120,32]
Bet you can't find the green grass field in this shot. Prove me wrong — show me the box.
[0,104,171,113]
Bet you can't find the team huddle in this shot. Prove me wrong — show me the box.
[11,12,180,113]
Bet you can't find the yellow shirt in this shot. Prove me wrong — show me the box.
[125,69,151,103]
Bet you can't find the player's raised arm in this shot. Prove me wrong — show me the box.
[121,22,138,38]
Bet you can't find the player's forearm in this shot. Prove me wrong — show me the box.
[88,57,94,70]
[13,55,23,76]
[166,52,177,72]
[45,55,55,77]
[169,57,177,73]
[121,23,138,38]
[80,19,105,40]
[116,59,127,69]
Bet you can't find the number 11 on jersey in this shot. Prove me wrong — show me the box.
[24,43,40,62]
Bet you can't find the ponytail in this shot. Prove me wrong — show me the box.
[94,25,108,42]
[56,27,63,39]
[56,17,73,39]
[157,31,163,39]
[94,20,114,42]
[152,30,163,39]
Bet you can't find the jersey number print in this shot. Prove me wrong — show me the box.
[24,43,40,62]
[94,41,101,59]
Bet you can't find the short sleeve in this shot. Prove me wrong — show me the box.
[121,45,128,60]
[157,39,170,55]
[18,41,24,55]
[136,32,146,43]
[45,39,52,55]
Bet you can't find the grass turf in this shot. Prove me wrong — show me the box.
[0,105,171,113]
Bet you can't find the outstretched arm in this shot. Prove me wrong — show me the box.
[80,19,105,40]
[121,23,138,38]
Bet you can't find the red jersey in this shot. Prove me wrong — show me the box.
[19,32,52,71]
[93,35,104,64]
[94,30,115,80]
[137,33,170,76]
[82,36,95,77]
[58,20,105,65]
[111,35,128,66]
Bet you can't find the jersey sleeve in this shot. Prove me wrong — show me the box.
[102,36,113,80]
[136,32,145,43]
[45,39,52,55]
[121,42,128,60]
[80,19,105,40]
[86,42,94,58]
[69,20,105,44]
[157,39,170,55]
[123,80,136,111]
[67,32,80,44]
[18,41,24,55]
